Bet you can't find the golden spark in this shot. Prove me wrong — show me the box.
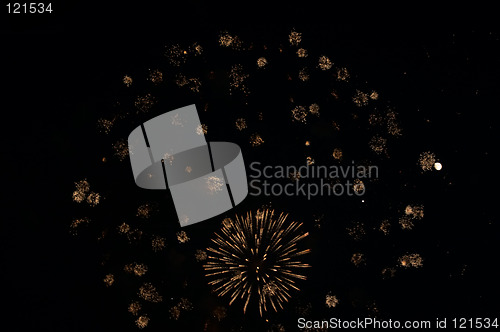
[206,176,224,193]
[148,69,163,84]
[235,118,248,131]
[418,151,436,171]
[325,294,339,308]
[318,56,333,70]
[399,253,423,268]
[289,30,302,46]
[257,57,268,68]
[297,48,308,58]
[138,283,163,303]
[250,133,264,147]
[176,231,190,244]
[123,75,133,87]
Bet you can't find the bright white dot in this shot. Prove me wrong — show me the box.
[434,162,442,170]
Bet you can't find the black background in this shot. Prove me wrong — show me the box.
[2,3,499,331]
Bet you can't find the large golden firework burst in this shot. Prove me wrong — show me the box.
[204,209,311,316]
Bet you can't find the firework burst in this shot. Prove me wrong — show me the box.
[204,209,310,316]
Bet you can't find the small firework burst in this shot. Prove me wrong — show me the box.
[97,118,114,134]
[112,139,129,161]
[71,182,87,197]
[134,93,156,113]
[103,274,115,287]
[169,298,192,320]
[196,124,208,135]
[398,253,423,268]
[289,171,301,181]
[165,44,187,66]
[117,222,130,234]
[128,301,141,316]
[351,252,366,266]
[148,69,163,84]
[135,315,149,329]
[262,281,278,297]
[123,75,133,87]
[249,133,264,147]
[418,151,436,171]
[69,217,90,235]
[124,263,148,277]
[170,113,184,127]
[72,179,90,203]
[219,31,234,47]
[369,136,387,155]
[125,228,143,243]
[206,176,224,193]
[136,203,154,219]
[289,29,302,46]
[379,219,390,235]
[330,89,340,99]
[175,74,202,93]
[291,106,308,123]
[381,267,397,279]
[190,42,203,55]
[138,283,163,303]
[188,77,201,92]
[336,67,350,81]
[86,192,101,207]
[195,249,208,262]
[368,113,384,126]
[229,64,250,95]
[204,209,310,316]
[297,48,308,58]
[169,306,181,320]
[188,78,202,93]
[160,155,174,170]
[347,222,366,241]
[73,180,90,198]
[399,215,414,230]
[318,55,333,70]
[298,67,309,81]
[353,179,365,194]
[176,231,190,244]
[352,90,369,107]
[387,110,402,136]
[332,148,343,160]
[151,235,166,252]
[257,57,268,68]
[309,103,320,116]
[400,204,424,230]
[212,306,227,321]
[306,156,315,166]
[370,90,379,100]
[325,293,339,308]
[405,204,424,219]
[235,118,247,131]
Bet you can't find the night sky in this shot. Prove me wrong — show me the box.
[2,5,499,331]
